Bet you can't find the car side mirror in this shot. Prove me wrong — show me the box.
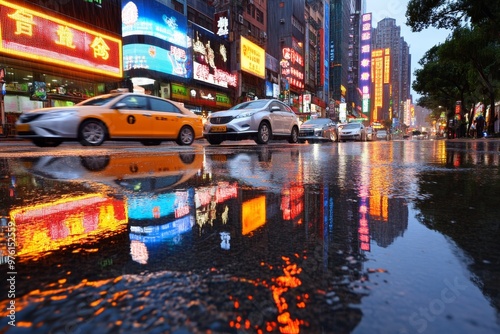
[114,102,127,109]
[270,106,280,112]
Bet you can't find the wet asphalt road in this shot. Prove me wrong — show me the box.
[0,138,499,334]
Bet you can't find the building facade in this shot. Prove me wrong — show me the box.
[0,0,414,134]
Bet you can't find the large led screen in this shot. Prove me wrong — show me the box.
[122,0,188,48]
[124,43,192,79]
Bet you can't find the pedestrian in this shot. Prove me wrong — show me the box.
[476,115,485,138]
[469,121,476,138]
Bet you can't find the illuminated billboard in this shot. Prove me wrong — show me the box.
[121,0,188,48]
[281,46,305,90]
[192,24,237,88]
[240,36,265,79]
[0,1,123,78]
[360,13,372,117]
[372,49,384,120]
[123,43,192,79]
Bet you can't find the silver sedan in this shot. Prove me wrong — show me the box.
[298,118,338,143]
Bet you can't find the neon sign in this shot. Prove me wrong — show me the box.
[0,1,123,78]
[281,47,304,90]
[360,13,372,117]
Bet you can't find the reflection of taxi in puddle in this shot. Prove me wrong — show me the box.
[20,151,204,193]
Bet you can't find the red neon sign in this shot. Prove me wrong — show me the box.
[0,1,123,78]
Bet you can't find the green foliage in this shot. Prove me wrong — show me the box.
[407,0,500,132]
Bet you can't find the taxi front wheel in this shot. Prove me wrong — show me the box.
[79,120,107,146]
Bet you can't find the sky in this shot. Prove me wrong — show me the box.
[366,1,452,100]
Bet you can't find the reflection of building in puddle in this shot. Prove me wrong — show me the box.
[194,181,238,231]
[128,189,194,264]
[130,215,195,264]
[7,194,127,259]
[220,231,230,250]
[280,183,304,224]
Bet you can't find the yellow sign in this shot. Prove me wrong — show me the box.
[240,36,265,79]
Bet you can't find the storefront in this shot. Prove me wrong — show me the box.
[0,0,123,135]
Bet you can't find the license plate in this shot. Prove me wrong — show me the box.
[210,125,227,133]
[16,124,30,132]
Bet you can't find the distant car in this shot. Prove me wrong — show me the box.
[412,130,424,139]
[203,99,300,145]
[15,92,204,147]
[338,122,366,141]
[298,118,338,143]
[365,126,374,141]
[376,129,391,140]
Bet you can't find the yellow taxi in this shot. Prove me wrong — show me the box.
[15,91,204,147]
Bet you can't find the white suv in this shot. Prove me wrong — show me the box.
[203,99,300,145]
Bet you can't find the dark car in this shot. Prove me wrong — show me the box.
[298,118,338,143]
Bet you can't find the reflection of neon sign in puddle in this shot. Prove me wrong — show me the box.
[10,194,127,258]
[228,256,307,333]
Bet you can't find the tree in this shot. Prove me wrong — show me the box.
[412,45,470,120]
[407,1,500,134]
[439,27,500,134]
[406,0,500,38]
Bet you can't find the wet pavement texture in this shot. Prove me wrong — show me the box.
[0,139,499,333]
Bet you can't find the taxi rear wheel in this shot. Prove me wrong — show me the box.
[177,126,195,146]
[79,120,107,146]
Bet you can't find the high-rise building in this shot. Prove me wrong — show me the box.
[372,17,411,128]
[304,0,329,117]
[329,0,351,119]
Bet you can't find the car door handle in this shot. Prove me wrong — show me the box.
[143,113,152,117]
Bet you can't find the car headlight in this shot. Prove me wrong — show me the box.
[235,111,256,119]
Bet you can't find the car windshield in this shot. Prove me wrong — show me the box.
[229,100,270,110]
[304,119,330,125]
[344,123,361,129]
[77,94,120,106]
[378,130,387,134]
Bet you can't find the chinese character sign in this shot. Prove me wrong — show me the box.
[0,1,122,78]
